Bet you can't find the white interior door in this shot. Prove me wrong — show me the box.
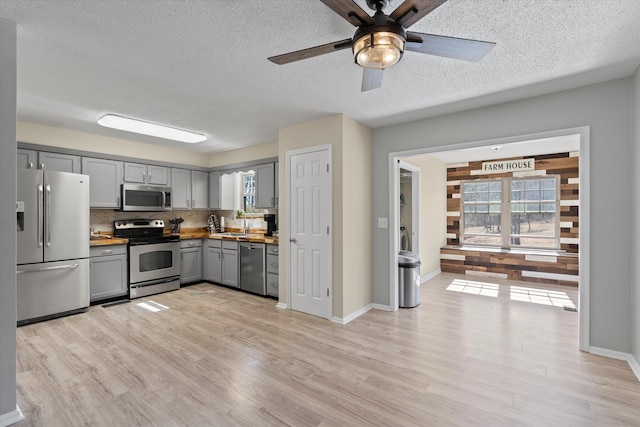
[288,146,331,319]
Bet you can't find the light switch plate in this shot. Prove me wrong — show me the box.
[378,217,388,228]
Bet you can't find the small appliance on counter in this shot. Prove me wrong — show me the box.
[264,214,277,236]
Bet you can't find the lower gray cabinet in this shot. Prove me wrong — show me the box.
[180,239,203,284]
[204,239,238,288]
[90,245,128,302]
[266,244,279,297]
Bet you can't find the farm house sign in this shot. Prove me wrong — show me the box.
[481,159,535,174]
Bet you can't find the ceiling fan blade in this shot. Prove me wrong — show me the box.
[361,68,383,92]
[320,0,375,27]
[268,39,352,65]
[390,0,448,28]
[405,32,496,62]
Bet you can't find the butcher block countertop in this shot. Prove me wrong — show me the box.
[176,228,279,244]
[89,233,128,246]
[89,228,278,246]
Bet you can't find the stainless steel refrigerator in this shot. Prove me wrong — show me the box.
[17,169,90,325]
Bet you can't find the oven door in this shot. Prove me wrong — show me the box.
[129,242,180,284]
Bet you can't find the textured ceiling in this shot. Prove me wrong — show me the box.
[2,0,639,154]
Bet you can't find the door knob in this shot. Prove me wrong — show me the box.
[290,238,297,243]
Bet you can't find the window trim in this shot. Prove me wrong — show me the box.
[460,175,561,250]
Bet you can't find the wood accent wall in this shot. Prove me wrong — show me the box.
[442,152,579,286]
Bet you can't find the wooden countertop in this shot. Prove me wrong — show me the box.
[88,229,278,246]
[89,236,128,246]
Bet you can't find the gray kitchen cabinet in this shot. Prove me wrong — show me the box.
[172,168,208,209]
[255,162,276,208]
[221,240,239,288]
[191,170,209,209]
[204,239,238,288]
[180,239,203,284]
[124,162,170,185]
[204,239,222,283]
[38,151,81,173]
[171,168,191,209]
[266,244,279,297]
[90,245,128,302]
[17,148,37,169]
[208,171,221,209]
[82,157,123,208]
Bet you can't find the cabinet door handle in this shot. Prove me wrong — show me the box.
[192,199,195,208]
[148,172,151,182]
[28,162,34,169]
[102,249,113,254]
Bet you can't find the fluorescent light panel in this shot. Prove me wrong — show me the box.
[98,114,206,143]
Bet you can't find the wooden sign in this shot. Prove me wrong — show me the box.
[481,159,535,174]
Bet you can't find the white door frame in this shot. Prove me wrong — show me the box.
[286,144,333,320]
[387,126,590,351]
[397,160,420,257]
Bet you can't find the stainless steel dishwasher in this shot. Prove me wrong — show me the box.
[240,242,266,295]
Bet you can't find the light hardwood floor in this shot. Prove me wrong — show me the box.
[15,273,640,426]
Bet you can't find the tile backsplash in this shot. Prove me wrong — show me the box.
[90,209,278,233]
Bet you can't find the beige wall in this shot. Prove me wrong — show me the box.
[17,121,209,167]
[341,116,373,318]
[404,155,447,277]
[278,114,372,321]
[208,140,278,167]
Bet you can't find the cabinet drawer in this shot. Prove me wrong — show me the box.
[90,245,127,257]
[222,240,239,251]
[208,239,223,248]
[180,239,203,249]
[266,254,279,274]
[267,244,279,256]
[266,272,279,297]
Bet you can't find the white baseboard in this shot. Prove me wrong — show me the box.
[589,346,640,382]
[371,303,391,311]
[421,269,441,284]
[332,304,373,325]
[275,302,287,310]
[0,405,25,427]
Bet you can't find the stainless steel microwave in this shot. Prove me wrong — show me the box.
[121,184,172,211]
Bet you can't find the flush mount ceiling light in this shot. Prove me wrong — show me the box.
[97,114,206,143]
[353,30,405,69]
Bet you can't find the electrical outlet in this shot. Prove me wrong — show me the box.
[378,217,388,228]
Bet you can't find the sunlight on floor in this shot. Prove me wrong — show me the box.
[446,279,576,309]
[510,286,576,309]
[136,300,170,312]
[446,279,499,297]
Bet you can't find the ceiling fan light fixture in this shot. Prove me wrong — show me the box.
[353,31,405,69]
[97,114,206,143]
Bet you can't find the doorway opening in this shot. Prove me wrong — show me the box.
[389,126,589,350]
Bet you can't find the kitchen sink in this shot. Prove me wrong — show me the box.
[209,232,258,238]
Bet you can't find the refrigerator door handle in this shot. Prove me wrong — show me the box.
[17,263,79,274]
[37,184,44,248]
[45,184,51,247]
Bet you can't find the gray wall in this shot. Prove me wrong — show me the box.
[633,67,640,367]
[0,17,18,422]
[372,77,636,353]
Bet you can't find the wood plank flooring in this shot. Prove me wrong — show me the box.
[15,273,640,426]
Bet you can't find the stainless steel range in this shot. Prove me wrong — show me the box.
[114,219,180,299]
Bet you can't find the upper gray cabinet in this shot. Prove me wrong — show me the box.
[171,168,191,209]
[17,148,37,169]
[38,151,82,173]
[124,162,170,186]
[171,168,208,209]
[209,171,221,209]
[17,149,81,173]
[255,162,277,209]
[191,170,209,209]
[82,157,123,208]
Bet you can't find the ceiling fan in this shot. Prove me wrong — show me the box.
[268,0,496,92]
